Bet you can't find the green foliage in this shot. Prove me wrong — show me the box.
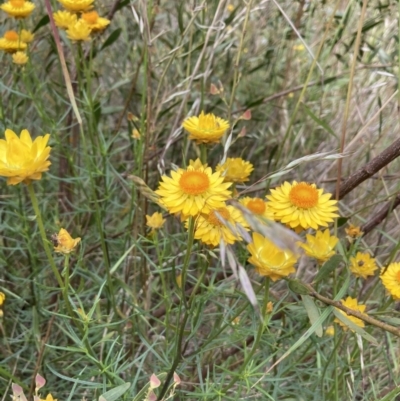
[1,0,400,400]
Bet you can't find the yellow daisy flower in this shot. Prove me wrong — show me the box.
[12,51,28,65]
[0,30,27,53]
[239,197,275,221]
[349,252,377,279]
[334,296,366,332]
[155,162,232,216]
[266,181,339,230]
[345,223,363,243]
[66,20,92,41]
[381,262,400,299]
[191,205,249,247]
[182,111,229,144]
[0,129,51,185]
[146,212,165,230]
[53,10,78,29]
[58,0,94,12]
[81,11,110,32]
[247,232,298,281]
[53,228,81,254]
[0,0,35,18]
[20,29,34,43]
[216,157,254,183]
[298,229,338,264]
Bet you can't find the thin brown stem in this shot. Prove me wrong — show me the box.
[308,285,400,337]
[338,137,400,199]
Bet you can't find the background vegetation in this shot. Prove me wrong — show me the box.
[2,0,400,400]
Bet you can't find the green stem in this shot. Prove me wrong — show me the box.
[217,278,270,398]
[27,182,73,317]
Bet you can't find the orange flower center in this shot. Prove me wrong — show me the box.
[82,11,99,24]
[179,171,210,195]
[10,0,25,7]
[207,208,230,227]
[396,271,400,284]
[5,31,19,41]
[289,182,318,209]
[246,198,266,215]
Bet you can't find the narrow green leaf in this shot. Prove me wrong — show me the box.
[287,279,310,295]
[379,386,400,401]
[314,255,343,284]
[332,309,378,345]
[301,103,337,138]
[33,15,50,33]
[337,217,348,227]
[101,28,122,51]
[301,295,323,337]
[99,382,131,401]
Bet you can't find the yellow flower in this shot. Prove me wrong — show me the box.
[381,262,400,299]
[298,229,338,263]
[266,301,273,313]
[146,212,165,230]
[182,111,229,144]
[0,129,51,185]
[247,232,298,281]
[0,292,5,306]
[345,223,363,241]
[190,205,249,247]
[53,10,77,29]
[131,129,141,139]
[293,44,305,51]
[81,11,110,32]
[20,29,34,43]
[0,30,27,53]
[12,51,28,65]
[58,0,94,12]
[155,162,232,217]
[239,197,275,221]
[325,325,334,336]
[189,158,207,169]
[266,181,339,230]
[40,394,57,401]
[334,296,366,332]
[53,228,81,254]
[349,252,377,279]
[66,20,92,41]
[216,157,254,183]
[0,0,35,18]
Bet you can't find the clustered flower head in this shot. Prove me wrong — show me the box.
[146,212,166,232]
[349,252,377,279]
[216,157,254,183]
[191,205,249,246]
[182,111,229,144]
[239,197,275,221]
[53,228,81,254]
[381,262,400,299]
[0,129,51,185]
[0,0,35,19]
[247,232,298,281]
[0,29,34,65]
[155,159,232,217]
[299,229,338,264]
[266,181,339,231]
[0,0,35,65]
[54,0,110,41]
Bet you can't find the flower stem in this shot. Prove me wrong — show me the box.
[27,182,73,316]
